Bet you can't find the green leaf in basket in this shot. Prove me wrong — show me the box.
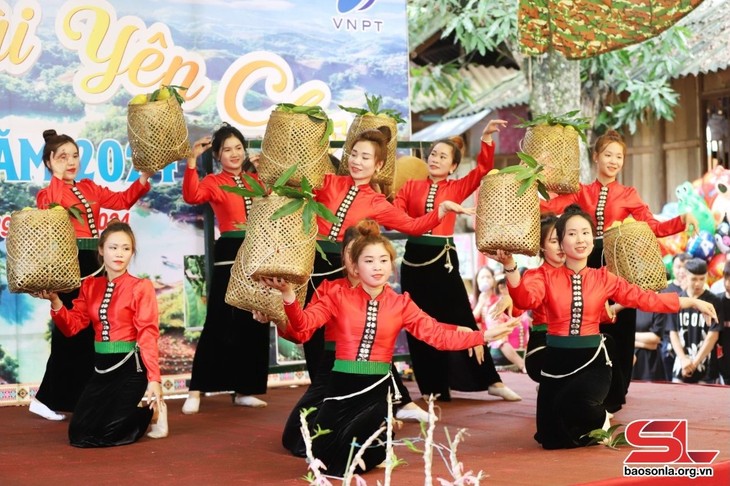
[240,173,268,195]
[302,202,314,235]
[221,185,264,198]
[274,164,298,188]
[270,199,304,221]
[276,103,296,111]
[498,165,525,174]
[516,152,540,168]
[300,176,313,198]
[315,241,332,265]
[517,178,533,197]
[538,183,551,201]
[273,186,306,199]
[312,202,340,224]
[338,105,369,116]
[67,205,85,225]
[320,119,334,146]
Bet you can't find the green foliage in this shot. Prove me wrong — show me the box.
[156,286,184,329]
[0,344,19,384]
[149,85,188,105]
[48,202,85,225]
[274,103,333,145]
[220,166,339,237]
[500,152,550,200]
[582,424,629,450]
[338,93,407,124]
[0,182,38,211]
[407,0,693,133]
[516,110,591,143]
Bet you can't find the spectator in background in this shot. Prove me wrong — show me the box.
[668,258,723,383]
[716,260,730,384]
[660,253,691,380]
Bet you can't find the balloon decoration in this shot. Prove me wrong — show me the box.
[686,230,716,261]
[675,181,716,235]
[708,253,726,285]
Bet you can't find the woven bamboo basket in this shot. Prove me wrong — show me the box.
[259,111,332,188]
[338,114,397,186]
[240,195,316,285]
[521,125,580,194]
[475,173,540,256]
[603,221,667,291]
[6,208,80,293]
[225,261,307,324]
[127,97,192,173]
[391,155,429,196]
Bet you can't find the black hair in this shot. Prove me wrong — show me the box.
[684,258,708,276]
[554,204,595,244]
[539,213,559,259]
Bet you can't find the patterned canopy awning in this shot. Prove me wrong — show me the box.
[519,0,705,59]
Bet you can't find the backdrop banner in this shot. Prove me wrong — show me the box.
[0,0,410,403]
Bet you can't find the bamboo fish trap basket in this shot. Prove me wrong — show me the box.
[521,125,580,194]
[603,221,668,291]
[127,97,191,172]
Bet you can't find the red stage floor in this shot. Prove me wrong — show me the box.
[2,373,728,485]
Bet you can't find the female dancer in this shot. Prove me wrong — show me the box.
[277,226,429,458]
[32,220,167,446]
[304,126,471,378]
[262,220,517,476]
[33,129,152,420]
[394,120,520,402]
[493,205,716,449]
[539,129,699,411]
[181,123,270,414]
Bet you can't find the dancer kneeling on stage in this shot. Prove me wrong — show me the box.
[262,219,517,476]
[32,220,167,447]
[492,205,716,450]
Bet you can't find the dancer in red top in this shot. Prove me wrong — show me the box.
[394,120,521,402]
[493,205,716,449]
[32,130,152,421]
[540,130,699,412]
[181,123,270,414]
[263,220,516,476]
[33,221,167,446]
[302,126,471,379]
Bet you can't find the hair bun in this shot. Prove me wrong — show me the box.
[376,126,392,143]
[42,129,58,141]
[356,219,381,237]
[563,204,584,215]
[449,136,465,152]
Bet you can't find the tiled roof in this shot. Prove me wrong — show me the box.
[411,65,525,113]
[444,69,530,119]
[675,0,730,76]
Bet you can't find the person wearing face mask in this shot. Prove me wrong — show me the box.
[32,129,152,421]
[302,127,473,380]
[180,122,270,414]
[493,204,717,450]
[539,130,700,413]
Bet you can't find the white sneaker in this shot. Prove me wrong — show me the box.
[395,403,433,422]
[147,400,169,439]
[181,395,200,415]
[233,395,267,408]
[487,384,522,401]
[29,399,66,421]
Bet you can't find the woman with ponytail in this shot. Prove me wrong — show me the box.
[539,129,699,411]
[493,204,716,450]
[263,220,517,476]
[32,130,153,421]
[303,127,472,379]
[394,120,521,402]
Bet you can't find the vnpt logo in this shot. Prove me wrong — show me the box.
[337,0,376,14]
[333,0,383,32]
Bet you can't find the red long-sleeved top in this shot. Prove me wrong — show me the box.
[284,285,483,363]
[50,272,161,382]
[182,168,262,233]
[279,277,352,343]
[540,180,684,237]
[508,264,679,337]
[314,174,441,241]
[393,140,495,235]
[36,177,150,238]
